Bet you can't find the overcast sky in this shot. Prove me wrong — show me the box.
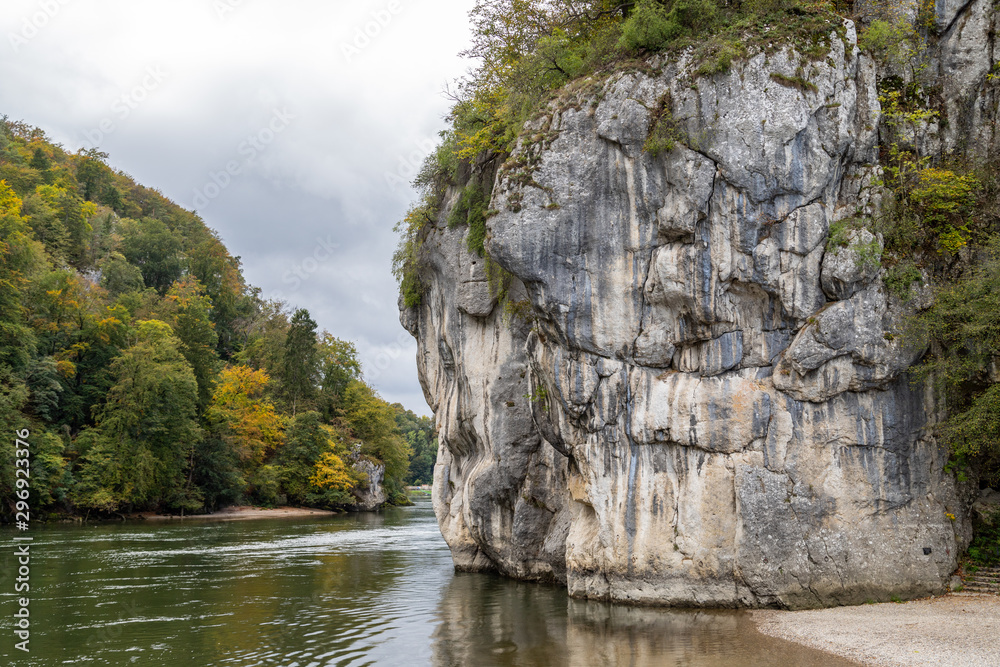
[0,0,477,415]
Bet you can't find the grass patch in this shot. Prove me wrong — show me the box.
[770,70,818,93]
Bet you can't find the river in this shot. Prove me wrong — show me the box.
[1,496,855,665]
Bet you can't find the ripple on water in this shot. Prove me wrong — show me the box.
[0,499,857,666]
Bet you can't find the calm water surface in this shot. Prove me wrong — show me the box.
[1,497,855,665]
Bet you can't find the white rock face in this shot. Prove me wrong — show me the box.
[402,9,997,608]
[352,460,387,511]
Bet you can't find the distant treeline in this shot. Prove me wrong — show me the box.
[0,118,435,520]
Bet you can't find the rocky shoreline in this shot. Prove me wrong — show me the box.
[753,594,1000,667]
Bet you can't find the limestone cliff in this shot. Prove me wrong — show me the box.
[401,2,999,608]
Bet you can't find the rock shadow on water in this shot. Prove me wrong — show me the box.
[431,572,859,666]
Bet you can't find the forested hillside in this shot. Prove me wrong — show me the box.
[0,117,433,519]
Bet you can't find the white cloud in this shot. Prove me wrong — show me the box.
[0,0,476,413]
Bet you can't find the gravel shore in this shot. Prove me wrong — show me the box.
[753,594,1000,667]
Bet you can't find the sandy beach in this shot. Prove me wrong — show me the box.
[139,506,341,521]
[753,594,1000,667]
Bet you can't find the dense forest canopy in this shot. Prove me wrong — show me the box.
[0,117,436,519]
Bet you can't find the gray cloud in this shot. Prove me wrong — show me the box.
[0,0,475,414]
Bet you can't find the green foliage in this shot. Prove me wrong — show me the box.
[157,277,220,410]
[618,0,679,51]
[0,120,419,519]
[619,0,718,51]
[99,252,145,296]
[395,405,437,486]
[121,217,185,293]
[770,70,818,94]
[869,87,985,259]
[884,260,923,300]
[274,411,358,507]
[909,168,978,255]
[694,41,740,77]
[72,321,202,512]
[967,508,1000,565]
[341,380,412,498]
[282,308,319,415]
[912,245,1000,393]
[392,194,438,308]
[911,242,1000,482]
[316,333,363,422]
[941,385,1000,484]
[448,180,492,256]
[644,96,679,157]
[826,219,853,251]
[858,14,922,71]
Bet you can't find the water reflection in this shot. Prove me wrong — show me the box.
[0,498,854,666]
[432,572,855,667]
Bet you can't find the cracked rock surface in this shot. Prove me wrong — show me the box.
[400,7,998,609]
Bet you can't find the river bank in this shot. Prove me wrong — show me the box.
[139,505,341,521]
[753,594,1000,666]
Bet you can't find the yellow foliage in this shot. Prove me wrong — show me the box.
[55,359,77,378]
[208,365,285,464]
[0,180,24,219]
[309,451,356,492]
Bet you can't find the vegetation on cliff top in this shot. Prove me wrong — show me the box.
[0,118,432,520]
[393,0,852,309]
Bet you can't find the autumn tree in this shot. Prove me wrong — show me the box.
[206,365,284,468]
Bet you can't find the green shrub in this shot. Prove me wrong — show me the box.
[619,0,718,51]
[912,241,1000,482]
[742,0,796,15]
[968,509,1000,565]
[644,95,680,157]
[392,193,438,308]
[884,260,923,300]
[826,219,853,250]
[467,212,487,256]
[669,0,718,35]
[695,41,741,77]
[618,0,681,51]
[770,70,818,94]
[943,384,1000,485]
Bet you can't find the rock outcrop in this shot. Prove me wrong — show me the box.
[351,460,387,511]
[402,4,998,608]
